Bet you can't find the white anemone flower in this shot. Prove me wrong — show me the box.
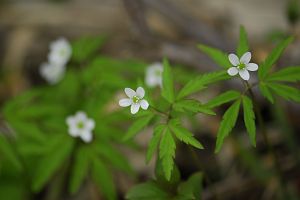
[48,38,72,66]
[119,87,149,114]
[145,62,163,88]
[66,111,95,143]
[39,62,65,84]
[227,52,258,81]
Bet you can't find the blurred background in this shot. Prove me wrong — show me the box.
[0,0,300,199]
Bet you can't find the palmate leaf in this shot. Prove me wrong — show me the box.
[268,82,300,103]
[259,82,274,103]
[91,157,117,200]
[69,146,90,194]
[242,96,256,147]
[169,120,204,149]
[123,113,154,141]
[266,66,300,82]
[215,100,241,153]
[258,37,294,80]
[146,124,166,164]
[205,90,241,108]
[159,128,176,181]
[197,44,232,69]
[173,99,215,115]
[237,25,249,57]
[32,135,74,192]
[162,58,175,103]
[0,134,22,171]
[126,181,170,200]
[177,71,229,99]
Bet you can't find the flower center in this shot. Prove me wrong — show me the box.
[77,121,84,129]
[132,95,140,103]
[237,63,246,70]
[155,69,162,77]
[60,49,66,56]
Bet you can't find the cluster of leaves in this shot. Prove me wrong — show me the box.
[126,160,203,200]
[1,36,149,200]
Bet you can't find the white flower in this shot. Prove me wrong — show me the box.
[39,62,65,84]
[66,111,95,143]
[227,52,258,81]
[119,87,149,114]
[145,62,163,88]
[48,38,72,66]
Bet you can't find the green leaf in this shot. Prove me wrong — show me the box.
[215,100,241,153]
[69,146,90,194]
[237,26,249,57]
[205,90,241,108]
[123,114,154,141]
[266,66,300,82]
[242,96,256,147]
[197,44,232,69]
[169,120,204,149]
[126,181,169,200]
[177,71,229,99]
[173,99,215,115]
[258,37,294,79]
[146,124,166,164]
[155,159,181,186]
[32,135,74,192]
[259,82,274,103]
[91,157,116,200]
[268,82,300,103]
[177,172,203,200]
[162,58,175,103]
[0,135,22,171]
[159,128,176,181]
[72,36,106,62]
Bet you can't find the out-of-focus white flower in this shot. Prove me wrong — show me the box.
[66,111,95,143]
[145,62,163,88]
[227,52,258,81]
[39,62,66,84]
[119,87,149,114]
[48,38,72,66]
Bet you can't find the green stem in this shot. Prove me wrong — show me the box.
[150,106,168,117]
[244,81,289,198]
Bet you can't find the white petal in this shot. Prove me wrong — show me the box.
[130,104,140,114]
[246,63,258,71]
[76,111,87,121]
[80,131,93,143]
[66,116,75,126]
[228,54,239,66]
[125,88,136,98]
[239,69,250,80]
[136,87,145,98]
[86,119,95,130]
[140,100,149,110]
[227,67,238,76]
[145,75,158,87]
[69,127,80,137]
[119,98,132,107]
[240,52,251,64]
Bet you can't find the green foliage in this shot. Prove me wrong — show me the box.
[177,172,203,200]
[0,135,22,171]
[268,82,300,103]
[237,26,249,57]
[173,99,215,115]
[159,128,176,181]
[197,44,232,68]
[123,113,154,141]
[258,37,294,80]
[242,96,256,146]
[215,100,241,153]
[205,90,241,108]
[169,119,204,149]
[162,58,175,103]
[266,66,300,82]
[259,82,274,103]
[146,124,166,164]
[177,71,229,99]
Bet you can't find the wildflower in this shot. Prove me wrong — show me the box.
[48,38,72,66]
[145,62,163,88]
[66,111,95,143]
[39,62,65,84]
[227,52,258,80]
[119,87,149,114]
